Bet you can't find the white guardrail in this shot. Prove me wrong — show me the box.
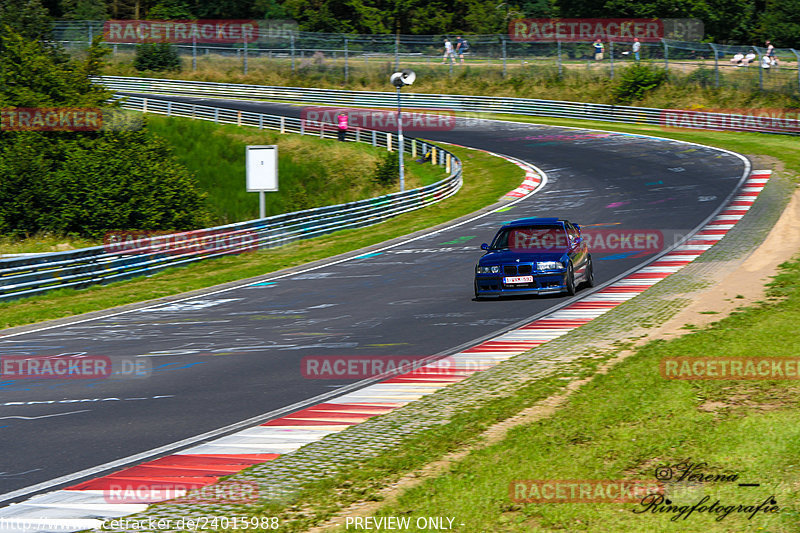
[99,75,800,135]
[0,96,462,302]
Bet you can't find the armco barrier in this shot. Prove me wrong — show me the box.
[98,76,800,135]
[0,97,461,302]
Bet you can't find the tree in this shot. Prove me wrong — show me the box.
[759,0,800,47]
[60,0,108,20]
[0,0,52,41]
[0,26,210,237]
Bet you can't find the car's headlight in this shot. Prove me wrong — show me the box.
[536,261,564,270]
[476,265,499,274]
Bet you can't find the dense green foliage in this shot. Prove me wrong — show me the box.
[0,131,209,237]
[611,63,667,104]
[0,12,210,237]
[133,42,181,72]
[44,0,799,47]
[372,151,399,186]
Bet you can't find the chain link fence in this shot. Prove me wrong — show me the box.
[53,21,800,95]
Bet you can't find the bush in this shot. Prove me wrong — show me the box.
[0,130,210,238]
[611,64,668,104]
[133,43,182,72]
[373,151,399,186]
[685,67,719,88]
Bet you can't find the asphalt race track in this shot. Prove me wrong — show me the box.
[0,98,746,503]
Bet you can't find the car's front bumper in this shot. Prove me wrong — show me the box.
[475,271,568,297]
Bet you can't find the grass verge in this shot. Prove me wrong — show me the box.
[355,256,800,533]
[0,115,445,253]
[102,53,800,110]
[0,144,518,330]
[146,115,445,224]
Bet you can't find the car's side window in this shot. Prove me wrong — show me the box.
[566,223,578,243]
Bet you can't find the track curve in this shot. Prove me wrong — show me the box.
[0,101,747,502]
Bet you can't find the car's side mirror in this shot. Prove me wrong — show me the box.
[481,243,489,251]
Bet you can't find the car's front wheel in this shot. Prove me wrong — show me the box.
[474,280,482,300]
[565,263,576,296]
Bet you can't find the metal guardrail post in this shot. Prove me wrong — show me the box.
[291,33,296,72]
[662,39,668,72]
[610,41,614,78]
[87,21,92,45]
[793,50,800,92]
[243,40,248,75]
[755,47,763,90]
[395,33,399,71]
[344,37,349,83]
[709,43,720,87]
[557,40,562,77]
[501,36,507,77]
[192,34,197,71]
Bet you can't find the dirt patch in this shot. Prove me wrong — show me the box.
[650,180,800,339]
[304,177,800,532]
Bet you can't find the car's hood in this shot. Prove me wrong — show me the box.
[478,250,569,264]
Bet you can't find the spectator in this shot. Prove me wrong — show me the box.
[593,39,604,61]
[730,53,744,66]
[337,112,348,142]
[632,37,641,61]
[743,52,756,66]
[766,40,779,67]
[456,36,470,64]
[442,38,455,64]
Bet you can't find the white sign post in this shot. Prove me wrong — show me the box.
[246,145,278,219]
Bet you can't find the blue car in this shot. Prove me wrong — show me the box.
[474,218,594,299]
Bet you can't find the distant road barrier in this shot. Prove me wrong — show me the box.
[0,96,462,302]
[98,76,800,135]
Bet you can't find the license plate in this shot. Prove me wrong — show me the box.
[504,275,534,284]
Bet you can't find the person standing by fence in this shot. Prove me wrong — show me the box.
[456,36,469,64]
[442,38,455,64]
[632,38,641,61]
[766,41,779,67]
[593,39,604,61]
[337,112,348,141]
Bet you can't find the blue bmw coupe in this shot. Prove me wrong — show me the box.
[474,217,594,299]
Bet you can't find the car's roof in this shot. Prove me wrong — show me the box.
[500,217,567,228]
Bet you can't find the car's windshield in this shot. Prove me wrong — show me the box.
[491,226,570,251]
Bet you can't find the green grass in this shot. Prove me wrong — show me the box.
[356,258,800,532]
[0,115,445,254]
[0,144,519,330]
[102,52,800,111]
[145,115,445,225]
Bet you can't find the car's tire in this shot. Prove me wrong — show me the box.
[474,280,482,300]
[583,256,595,288]
[565,263,576,296]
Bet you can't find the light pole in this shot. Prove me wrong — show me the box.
[389,69,416,192]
